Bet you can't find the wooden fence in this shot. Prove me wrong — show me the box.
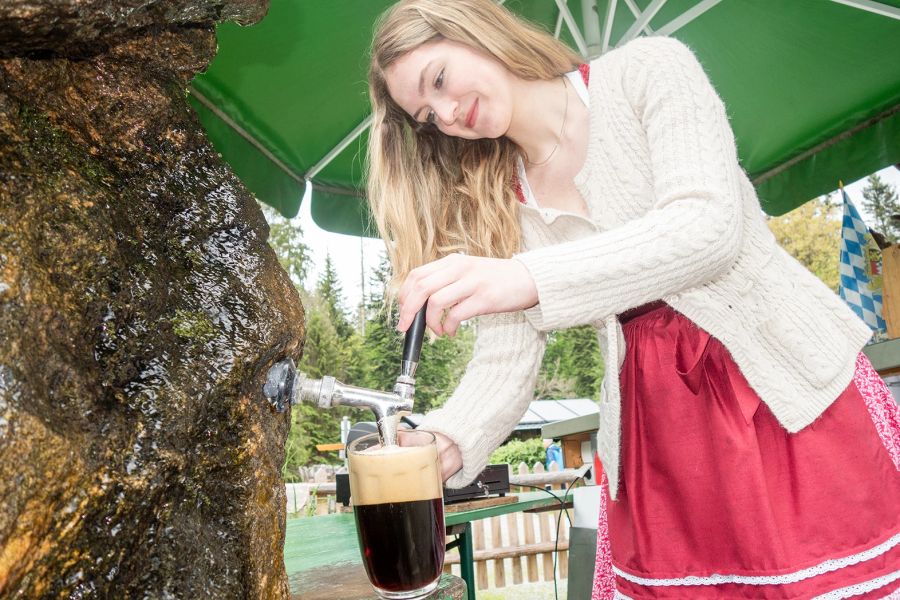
[288,462,580,590]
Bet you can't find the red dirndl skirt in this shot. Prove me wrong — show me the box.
[591,304,900,600]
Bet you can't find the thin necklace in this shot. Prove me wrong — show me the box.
[525,76,569,167]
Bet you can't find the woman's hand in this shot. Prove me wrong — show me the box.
[398,429,464,483]
[396,255,539,336]
[431,431,464,483]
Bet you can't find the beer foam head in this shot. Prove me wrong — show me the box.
[349,442,443,505]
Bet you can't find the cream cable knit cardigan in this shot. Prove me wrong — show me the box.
[417,36,872,500]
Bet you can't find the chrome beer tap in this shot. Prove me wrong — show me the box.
[263,306,428,446]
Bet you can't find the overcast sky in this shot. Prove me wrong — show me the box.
[294,166,900,311]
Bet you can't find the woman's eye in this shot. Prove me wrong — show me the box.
[435,69,444,89]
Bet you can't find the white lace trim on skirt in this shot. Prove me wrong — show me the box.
[613,532,899,587]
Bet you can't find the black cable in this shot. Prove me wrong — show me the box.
[552,473,587,600]
[515,483,574,526]
[515,472,590,600]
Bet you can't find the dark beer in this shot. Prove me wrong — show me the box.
[354,497,444,592]
[349,433,445,599]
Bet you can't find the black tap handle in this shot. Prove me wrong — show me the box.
[402,304,428,364]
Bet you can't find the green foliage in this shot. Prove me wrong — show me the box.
[489,437,546,467]
[262,207,364,473]
[285,404,365,470]
[862,174,900,244]
[282,413,308,481]
[305,490,318,517]
[417,325,475,413]
[170,309,215,343]
[767,195,841,292]
[536,326,604,399]
[360,312,474,412]
[290,293,369,468]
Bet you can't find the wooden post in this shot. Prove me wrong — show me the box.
[473,520,488,590]
[558,512,569,579]
[313,468,329,515]
[882,244,900,338]
[562,432,591,469]
[491,517,505,588]
[506,513,524,585]
[286,484,296,514]
[517,462,529,494]
[532,462,546,494]
[523,512,539,582]
[548,462,561,491]
[538,513,554,581]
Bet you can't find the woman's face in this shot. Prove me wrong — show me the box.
[384,38,515,140]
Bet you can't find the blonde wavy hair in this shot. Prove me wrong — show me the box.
[367,0,580,300]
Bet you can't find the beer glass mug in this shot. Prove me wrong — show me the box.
[348,430,445,599]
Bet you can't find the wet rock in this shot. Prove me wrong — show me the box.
[0,0,267,58]
[0,1,303,597]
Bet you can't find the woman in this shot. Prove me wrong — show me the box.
[366,0,900,597]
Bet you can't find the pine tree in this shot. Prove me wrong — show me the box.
[537,326,604,399]
[299,296,346,379]
[862,173,900,243]
[316,254,355,339]
[262,204,311,287]
[361,254,404,392]
[311,253,366,387]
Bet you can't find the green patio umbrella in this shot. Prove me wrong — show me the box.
[188,0,900,238]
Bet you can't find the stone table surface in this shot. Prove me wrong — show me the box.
[292,569,465,600]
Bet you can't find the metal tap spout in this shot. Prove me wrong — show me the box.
[262,305,429,446]
[263,359,412,420]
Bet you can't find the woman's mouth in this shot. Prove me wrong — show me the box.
[465,99,479,129]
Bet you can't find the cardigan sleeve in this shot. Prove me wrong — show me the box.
[416,311,547,488]
[513,37,744,332]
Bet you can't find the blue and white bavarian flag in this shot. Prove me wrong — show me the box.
[839,188,886,332]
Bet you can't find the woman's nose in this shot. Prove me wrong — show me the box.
[435,99,458,127]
